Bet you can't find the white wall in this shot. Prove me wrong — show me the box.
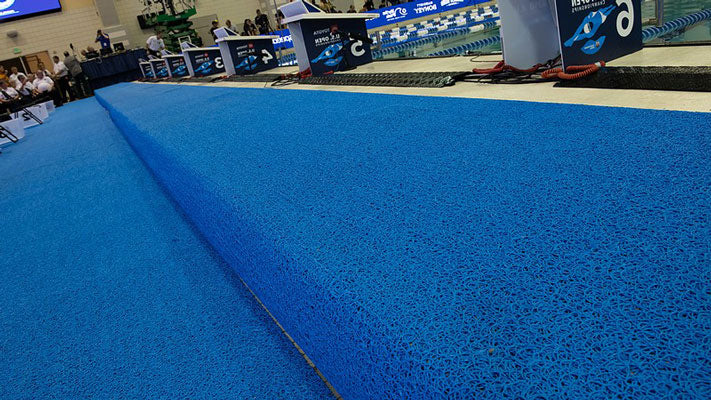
[0,2,103,61]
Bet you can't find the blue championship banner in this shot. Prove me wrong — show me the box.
[139,62,154,79]
[555,0,642,68]
[365,0,488,29]
[302,19,372,76]
[224,39,279,74]
[272,29,294,50]
[185,48,225,77]
[165,55,189,78]
[270,0,485,50]
[149,59,169,78]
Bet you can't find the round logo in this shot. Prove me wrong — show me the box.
[0,0,16,11]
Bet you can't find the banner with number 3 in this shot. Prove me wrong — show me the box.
[555,0,642,68]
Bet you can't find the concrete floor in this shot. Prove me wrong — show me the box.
[165,46,711,113]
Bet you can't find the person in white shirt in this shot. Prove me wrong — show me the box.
[8,66,27,83]
[9,77,20,91]
[33,70,55,93]
[0,79,19,101]
[36,62,52,78]
[0,80,20,113]
[17,75,36,97]
[146,32,165,58]
[52,55,72,103]
[32,70,63,106]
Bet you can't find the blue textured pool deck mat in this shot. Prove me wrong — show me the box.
[0,98,334,399]
[93,83,710,400]
[1,82,709,399]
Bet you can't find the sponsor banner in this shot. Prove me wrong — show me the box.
[365,0,488,29]
[185,49,225,77]
[225,39,279,74]
[555,0,642,67]
[149,59,169,78]
[272,29,294,50]
[268,0,482,50]
[165,56,189,78]
[139,62,154,79]
[302,19,372,75]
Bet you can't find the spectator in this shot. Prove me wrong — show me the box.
[243,19,259,36]
[95,29,111,51]
[36,62,52,78]
[9,77,20,91]
[388,0,400,5]
[275,11,286,29]
[0,79,19,99]
[34,70,64,106]
[347,4,357,12]
[0,79,21,113]
[255,10,271,34]
[64,51,88,99]
[146,31,165,58]
[53,55,72,103]
[0,66,7,81]
[33,71,54,93]
[9,66,26,83]
[209,20,220,41]
[364,0,375,10]
[319,0,332,12]
[378,0,387,8]
[225,19,238,33]
[84,46,101,59]
[16,75,37,98]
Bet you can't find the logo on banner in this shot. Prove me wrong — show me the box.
[273,35,292,44]
[310,43,343,66]
[414,1,437,14]
[555,0,640,67]
[0,0,15,11]
[440,0,464,6]
[382,7,407,21]
[236,56,259,71]
[172,65,187,76]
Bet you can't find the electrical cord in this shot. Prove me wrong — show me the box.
[461,55,605,83]
[541,61,605,80]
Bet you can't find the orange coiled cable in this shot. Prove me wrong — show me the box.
[541,61,605,80]
[473,60,545,75]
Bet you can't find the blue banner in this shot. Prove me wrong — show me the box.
[269,0,484,50]
[0,0,62,22]
[365,0,488,29]
[272,29,294,50]
[555,0,642,68]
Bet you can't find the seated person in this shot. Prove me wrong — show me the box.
[0,79,19,101]
[84,46,100,59]
[9,66,27,83]
[8,77,20,91]
[33,71,54,93]
[32,70,63,106]
[0,79,20,112]
[17,75,38,98]
[36,62,52,78]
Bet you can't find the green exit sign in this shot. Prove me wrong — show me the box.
[13,48,21,54]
